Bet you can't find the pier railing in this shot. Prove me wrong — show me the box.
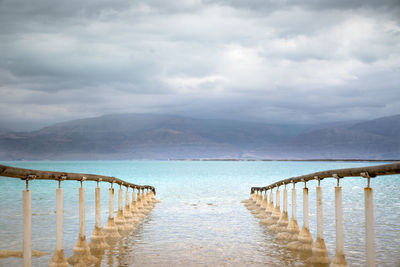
[243,162,400,267]
[0,164,159,267]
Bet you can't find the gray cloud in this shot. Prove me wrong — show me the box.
[0,0,399,130]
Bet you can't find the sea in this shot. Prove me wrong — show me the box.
[0,160,399,266]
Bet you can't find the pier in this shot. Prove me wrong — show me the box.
[244,162,400,266]
[0,164,159,267]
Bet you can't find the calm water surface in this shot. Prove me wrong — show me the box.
[0,161,399,266]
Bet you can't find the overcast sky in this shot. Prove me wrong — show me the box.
[0,0,399,130]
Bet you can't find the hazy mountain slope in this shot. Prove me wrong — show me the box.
[0,114,308,160]
[348,114,400,140]
[0,127,10,134]
[254,114,400,159]
[0,113,398,160]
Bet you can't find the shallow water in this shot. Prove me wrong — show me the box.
[0,161,399,266]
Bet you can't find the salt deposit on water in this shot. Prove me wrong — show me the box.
[0,160,399,266]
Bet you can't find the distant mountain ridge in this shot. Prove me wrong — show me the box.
[0,113,399,160]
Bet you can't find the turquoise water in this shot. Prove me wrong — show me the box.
[0,161,399,266]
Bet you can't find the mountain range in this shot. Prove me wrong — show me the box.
[0,113,399,160]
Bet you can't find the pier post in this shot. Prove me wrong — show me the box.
[140,189,151,214]
[23,180,32,267]
[256,190,269,219]
[123,186,135,227]
[102,183,121,242]
[267,189,274,215]
[288,181,313,251]
[89,180,108,254]
[271,187,281,222]
[68,179,97,266]
[331,175,348,267]
[251,190,262,213]
[261,187,280,225]
[248,190,259,210]
[131,188,145,219]
[277,182,300,240]
[49,180,68,267]
[362,173,375,267]
[274,184,289,232]
[115,184,131,233]
[309,177,330,264]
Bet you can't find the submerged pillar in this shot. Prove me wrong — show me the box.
[331,175,348,267]
[123,186,135,227]
[363,173,375,267]
[277,182,300,241]
[243,189,256,206]
[143,188,154,210]
[273,184,289,232]
[263,187,281,225]
[23,180,32,267]
[140,189,152,214]
[102,184,121,243]
[67,179,97,266]
[288,181,313,251]
[89,180,108,254]
[309,178,330,264]
[251,190,263,214]
[151,188,160,203]
[256,190,269,219]
[49,180,68,267]
[248,190,260,211]
[115,185,132,233]
[131,188,145,220]
[261,189,274,224]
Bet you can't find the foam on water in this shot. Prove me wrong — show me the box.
[0,160,399,266]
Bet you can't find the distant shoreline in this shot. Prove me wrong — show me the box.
[2,158,399,162]
[172,158,400,162]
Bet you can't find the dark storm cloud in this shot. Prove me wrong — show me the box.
[0,0,399,129]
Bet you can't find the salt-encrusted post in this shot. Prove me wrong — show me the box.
[288,180,313,251]
[49,178,68,267]
[115,184,132,233]
[277,181,300,241]
[331,174,348,267]
[103,182,121,242]
[23,178,32,267]
[309,177,330,264]
[123,186,134,226]
[89,179,108,254]
[67,178,97,266]
[361,172,375,267]
[131,188,145,220]
[274,183,289,232]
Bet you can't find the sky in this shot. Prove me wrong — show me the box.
[0,0,399,130]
